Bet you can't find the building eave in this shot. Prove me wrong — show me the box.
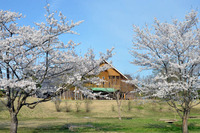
[103,60,129,80]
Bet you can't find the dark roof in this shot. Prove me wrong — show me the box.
[124,74,132,80]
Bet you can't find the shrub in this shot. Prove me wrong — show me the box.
[75,101,82,112]
[127,100,132,112]
[111,104,115,112]
[65,101,71,112]
[151,101,157,112]
[52,97,61,112]
[0,101,6,112]
[84,99,92,113]
[158,102,163,112]
[0,90,5,97]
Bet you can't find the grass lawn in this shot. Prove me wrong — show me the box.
[1,98,200,132]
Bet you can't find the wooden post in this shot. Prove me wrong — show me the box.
[81,92,83,100]
[119,76,121,88]
[75,87,77,100]
[64,91,66,100]
[70,91,71,100]
[115,76,116,88]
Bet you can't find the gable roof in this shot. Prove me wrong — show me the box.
[103,60,128,80]
[124,74,133,80]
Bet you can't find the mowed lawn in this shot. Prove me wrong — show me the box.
[1,98,200,133]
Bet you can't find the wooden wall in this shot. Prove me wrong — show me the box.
[94,67,135,93]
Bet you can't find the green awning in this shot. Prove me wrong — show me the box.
[91,88,116,92]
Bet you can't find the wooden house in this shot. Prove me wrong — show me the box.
[88,60,135,99]
[59,60,135,100]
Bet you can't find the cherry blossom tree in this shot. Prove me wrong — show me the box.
[129,11,200,133]
[0,5,113,133]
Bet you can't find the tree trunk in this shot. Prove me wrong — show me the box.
[182,111,189,133]
[116,92,121,120]
[117,104,121,120]
[10,112,18,133]
[75,87,77,100]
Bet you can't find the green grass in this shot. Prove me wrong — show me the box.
[1,99,200,132]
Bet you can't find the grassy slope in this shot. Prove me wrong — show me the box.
[0,98,200,132]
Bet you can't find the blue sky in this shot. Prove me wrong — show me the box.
[1,0,200,77]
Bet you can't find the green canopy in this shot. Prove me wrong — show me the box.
[91,88,116,92]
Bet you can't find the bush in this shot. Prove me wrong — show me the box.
[127,100,132,112]
[135,102,144,110]
[52,97,61,112]
[84,99,92,113]
[111,104,115,112]
[75,101,82,112]
[0,101,6,112]
[158,102,163,112]
[65,101,71,112]
[0,90,5,97]
[151,101,157,112]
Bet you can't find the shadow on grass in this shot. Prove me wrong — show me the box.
[0,121,10,129]
[146,123,181,132]
[26,122,126,133]
[146,122,200,132]
[19,124,72,133]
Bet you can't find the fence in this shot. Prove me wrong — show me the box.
[58,90,84,100]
